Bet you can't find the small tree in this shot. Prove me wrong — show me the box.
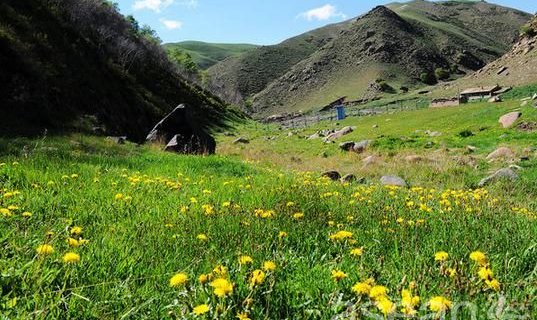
[420,72,437,85]
[168,48,199,74]
[435,68,450,81]
[139,25,161,45]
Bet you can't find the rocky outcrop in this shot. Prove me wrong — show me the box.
[499,112,521,128]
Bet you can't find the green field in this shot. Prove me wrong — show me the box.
[1,93,536,319]
[164,41,258,69]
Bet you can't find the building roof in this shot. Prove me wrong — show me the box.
[460,85,500,95]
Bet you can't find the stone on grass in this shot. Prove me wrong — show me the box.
[380,175,408,187]
[233,137,250,144]
[486,147,514,161]
[324,126,353,141]
[340,174,356,183]
[498,112,521,128]
[352,140,372,154]
[478,168,518,187]
[322,171,341,181]
[339,141,355,151]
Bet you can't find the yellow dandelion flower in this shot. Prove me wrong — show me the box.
[447,268,457,278]
[114,193,124,200]
[67,238,80,247]
[210,278,233,297]
[199,273,210,284]
[369,285,388,300]
[236,311,250,320]
[429,296,452,313]
[193,304,210,315]
[434,251,449,262]
[263,261,276,272]
[286,201,295,207]
[478,267,494,281]
[212,265,227,277]
[70,226,82,236]
[169,272,188,288]
[197,234,208,241]
[469,251,487,266]
[62,252,80,264]
[331,269,347,282]
[22,211,32,217]
[278,231,288,238]
[486,279,501,291]
[376,296,395,315]
[0,208,12,217]
[329,230,353,241]
[249,269,265,287]
[350,247,364,257]
[293,212,304,219]
[239,255,253,265]
[36,244,54,255]
[222,201,231,207]
[351,282,371,295]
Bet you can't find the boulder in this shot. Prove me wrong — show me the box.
[466,145,478,153]
[486,147,514,161]
[498,112,521,128]
[322,171,341,181]
[308,133,320,140]
[324,126,353,141]
[380,175,408,187]
[146,104,215,154]
[362,155,381,167]
[352,140,372,153]
[340,174,357,183]
[521,101,529,107]
[426,131,442,137]
[233,137,250,144]
[339,141,355,151]
[478,168,518,187]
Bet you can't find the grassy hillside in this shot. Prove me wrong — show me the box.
[250,1,530,116]
[207,21,349,107]
[1,94,536,317]
[0,0,232,141]
[164,41,258,69]
[208,0,530,116]
[432,14,537,98]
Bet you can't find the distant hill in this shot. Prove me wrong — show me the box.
[207,21,349,107]
[432,14,537,97]
[0,0,232,141]
[207,0,531,117]
[164,41,258,69]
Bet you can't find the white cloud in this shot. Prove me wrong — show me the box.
[133,0,173,12]
[178,0,198,8]
[299,4,347,21]
[160,19,183,30]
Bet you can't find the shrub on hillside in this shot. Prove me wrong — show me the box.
[420,72,437,85]
[435,68,450,81]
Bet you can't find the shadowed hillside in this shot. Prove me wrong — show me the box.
[0,0,234,142]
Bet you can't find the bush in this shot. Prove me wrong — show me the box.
[520,24,537,37]
[377,81,395,93]
[435,68,450,81]
[420,72,437,85]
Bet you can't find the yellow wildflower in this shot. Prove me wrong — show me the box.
[210,278,233,297]
[169,273,188,288]
[351,282,371,295]
[369,285,388,300]
[293,212,304,219]
[486,279,501,291]
[470,251,487,266]
[193,304,210,315]
[376,296,395,315]
[329,230,353,241]
[350,247,364,257]
[278,231,288,238]
[114,193,124,200]
[0,208,12,217]
[197,234,208,241]
[434,251,449,262]
[62,252,81,264]
[239,255,253,265]
[263,261,276,272]
[22,211,32,217]
[36,244,54,255]
[331,269,347,282]
[429,296,452,313]
[236,311,250,320]
[67,238,80,247]
[199,273,210,284]
[212,265,227,277]
[249,269,266,287]
[478,267,494,281]
[70,226,82,236]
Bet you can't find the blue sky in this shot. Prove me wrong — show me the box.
[114,0,537,45]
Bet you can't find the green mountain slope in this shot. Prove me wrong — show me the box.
[207,21,350,107]
[208,0,530,116]
[164,41,258,69]
[0,0,232,141]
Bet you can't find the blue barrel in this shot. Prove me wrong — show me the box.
[335,105,346,120]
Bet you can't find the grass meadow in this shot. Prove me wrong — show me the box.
[1,96,536,319]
